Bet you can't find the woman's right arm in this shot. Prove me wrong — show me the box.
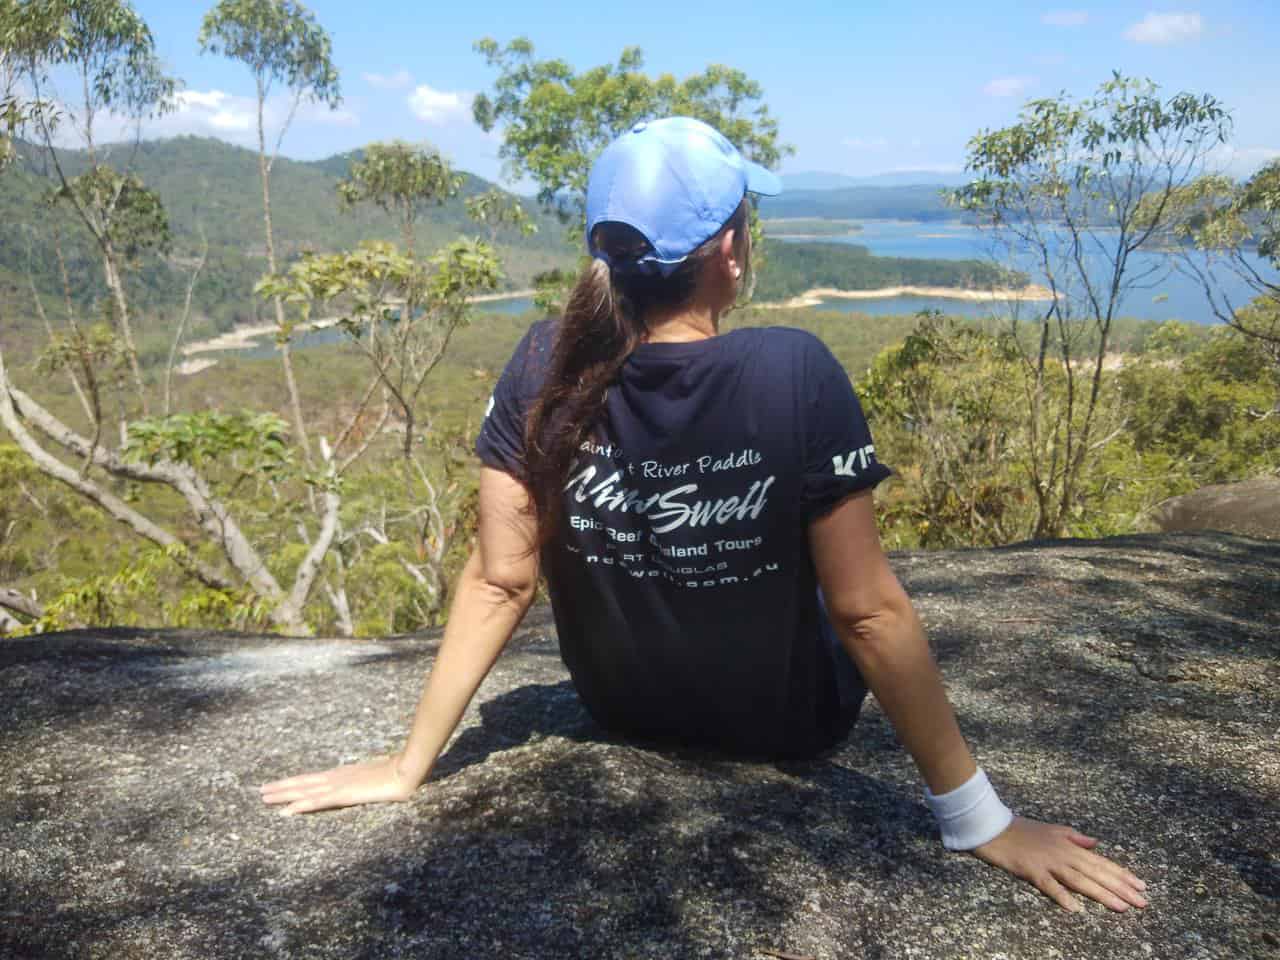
[260,466,538,814]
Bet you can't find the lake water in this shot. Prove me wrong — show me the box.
[787,220,1275,324]
[216,222,1275,358]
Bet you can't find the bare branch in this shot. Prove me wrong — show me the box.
[0,587,44,622]
[164,222,209,415]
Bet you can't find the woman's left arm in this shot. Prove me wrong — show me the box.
[808,491,1148,913]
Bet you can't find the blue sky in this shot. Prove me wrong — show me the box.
[97,2,1280,185]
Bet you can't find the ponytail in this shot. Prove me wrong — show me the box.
[523,199,750,548]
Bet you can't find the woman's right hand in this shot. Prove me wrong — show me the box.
[259,754,417,815]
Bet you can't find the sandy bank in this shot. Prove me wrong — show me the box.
[760,283,1055,309]
[469,288,535,303]
[182,290,537,357]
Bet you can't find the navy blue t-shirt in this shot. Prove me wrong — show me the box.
[476,320,892,758]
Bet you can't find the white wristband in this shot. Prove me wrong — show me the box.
[924,767,1015,851]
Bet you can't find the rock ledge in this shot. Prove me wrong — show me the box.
[2,532,1277,959]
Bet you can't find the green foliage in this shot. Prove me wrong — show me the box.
[753,239,1025,301]
[48,164,170,260]
[1159,162,1280,355]
[0,442,106,587]
[4,0,176,125]
[1116,326,1280,481]
[337,140,460,249]
[863,316,1280,549]
[19,542,269,635]
[36,321,125,376]
[1238,161,1280,264]
[122,409,292,475]
[198,0,340,109]
[256,237,501,329]
[954,74,1229,223]
[858,313,1034,547]
[473,37,789,222]
[465,188,537,240]
[949,73,1233,538]
[762,219,862,237]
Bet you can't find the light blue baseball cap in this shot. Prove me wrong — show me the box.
[586,116,783,276]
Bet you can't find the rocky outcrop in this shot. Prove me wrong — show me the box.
[1154,476,1280,540]
[2,532,1277,959]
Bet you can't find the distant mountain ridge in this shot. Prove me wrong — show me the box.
[760,183,959,222]
[0,135,568,349]
[782,170,971,190]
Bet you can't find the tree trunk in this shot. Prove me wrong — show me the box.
[1,350,316,637]
[257,88,312,467]
[100,237,148,415]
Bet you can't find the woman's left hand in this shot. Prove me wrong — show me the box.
[970,816,1149,913]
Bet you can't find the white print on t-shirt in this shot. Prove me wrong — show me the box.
[484,394,495,418]
[832,444,876,477]
[579,439,625,460]
[631,447,762,480]
[564,464,775,535]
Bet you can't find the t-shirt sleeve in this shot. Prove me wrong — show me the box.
[475,323,546,477]
[800,336,892,520]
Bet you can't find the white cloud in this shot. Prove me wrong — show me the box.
[206,109,253,132]
[1124,12,1203,45]
[168,88,256,137]
[407,84,469,125]
[1041,10,1089,27]
[983,75,1038,98]
[174,89,230,111]
[842,136,889,150]
[58,87,358,150]
[364,69,413,91]
[166,89,255,133]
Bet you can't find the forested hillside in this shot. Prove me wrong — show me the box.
[0,136,569,349]
[754,239,1024,300]
[1,0,1274,645]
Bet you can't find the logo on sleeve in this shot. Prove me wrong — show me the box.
[484,394,495,419]
[832,444,876,477]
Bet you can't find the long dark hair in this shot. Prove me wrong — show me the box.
[523,198,751,547]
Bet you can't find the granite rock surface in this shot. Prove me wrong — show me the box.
[1,532,1277,960]
[1154,476,1280,540]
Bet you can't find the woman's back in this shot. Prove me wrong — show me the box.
[477,320,890,757]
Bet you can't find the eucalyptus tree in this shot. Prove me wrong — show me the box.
[465,188,537,245]
[0,0,24,170]
[199,0,341,465]
[257,238,502,622]
[3,0,177,411]
[472,38,788,306]
[337,140,461,254]
[1156,162,1280,366]
[473,38,787,220]
[952,73,1230,538]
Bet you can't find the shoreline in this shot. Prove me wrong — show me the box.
[758,283,1055,309]
[180,289,538,360]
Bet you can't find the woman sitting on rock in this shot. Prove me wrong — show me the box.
[261,116,1148,915]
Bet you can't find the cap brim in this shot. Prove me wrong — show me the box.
[744,160,783,197]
